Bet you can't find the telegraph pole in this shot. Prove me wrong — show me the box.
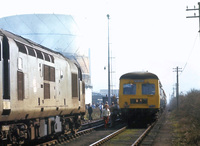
[173,67,182,109]
[107,14,111,105]
[186,2,200,32]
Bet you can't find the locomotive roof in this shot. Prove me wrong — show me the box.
[120,72,159,80]
[0,29,81,66]
[0,29,64,58]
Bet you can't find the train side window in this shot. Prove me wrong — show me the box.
[17,71,24,100]
[72,73,78,98]
[18,57,23,70]
[142,83,155,95]
[35,49,43,59]
[123,84,136,95]
[26,46,36,57]
[15,41,27,54]
[43,53,50,62]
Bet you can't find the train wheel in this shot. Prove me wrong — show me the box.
[75,115,81,130]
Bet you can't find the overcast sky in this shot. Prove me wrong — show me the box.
[1,0,200,102]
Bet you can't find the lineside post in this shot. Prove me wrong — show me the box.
[173,67,182,110]
[186,2,200,32]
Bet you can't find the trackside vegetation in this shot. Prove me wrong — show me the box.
[169,89,200,145]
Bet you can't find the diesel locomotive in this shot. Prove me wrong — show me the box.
[119,72,166,124]
[0,29,85,144]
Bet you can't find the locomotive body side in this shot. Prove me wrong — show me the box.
[0,29,85,144]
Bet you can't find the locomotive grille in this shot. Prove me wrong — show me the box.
[17,71,24,100]
[72,73,78,97]
[130,98,148,104]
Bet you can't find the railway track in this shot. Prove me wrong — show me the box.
[36,118,157,145]
[90,122,155,146]
[60,122,155,145]
[35,119,105,145]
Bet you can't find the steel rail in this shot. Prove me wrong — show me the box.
[36,121,105,145]
[132,122,155,146]
[89,126,127,146]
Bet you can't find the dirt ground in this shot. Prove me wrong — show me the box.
[141,110,177,146]
[152,111,174,146]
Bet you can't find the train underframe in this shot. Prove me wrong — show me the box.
[0,113,84,145]
[121,108,159,127]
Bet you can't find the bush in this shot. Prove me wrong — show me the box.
[169,89,200,145]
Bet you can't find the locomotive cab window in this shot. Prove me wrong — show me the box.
[142,83,155,95]
[123,83,136,95]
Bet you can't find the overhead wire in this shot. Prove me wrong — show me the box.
[180,32,199,75]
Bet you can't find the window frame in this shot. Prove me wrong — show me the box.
[123,83,136,95]
[142,83,155,95]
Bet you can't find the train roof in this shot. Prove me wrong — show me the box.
[0,29,59,55]
[0,29,82,70]
[120,72,159,80]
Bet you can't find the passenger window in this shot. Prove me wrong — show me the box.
[142,83,155,95]
[123,84,136,95]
